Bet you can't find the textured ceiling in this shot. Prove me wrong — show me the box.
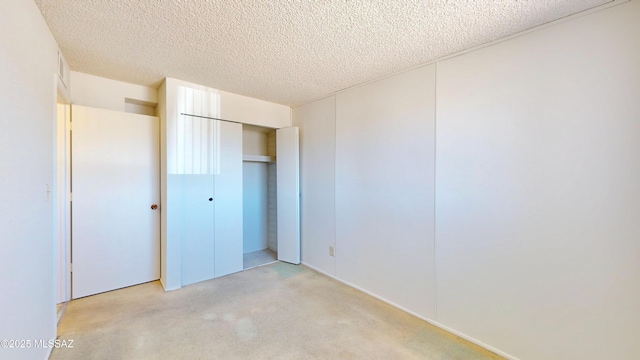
[35,0,611,106]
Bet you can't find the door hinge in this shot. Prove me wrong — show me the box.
[69,263,72,273]
[69,192,72,202]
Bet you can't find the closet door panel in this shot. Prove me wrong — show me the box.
[277,127,301,264]
[175,112,217,286]
[214,121,244,277]
[180,174,215,285]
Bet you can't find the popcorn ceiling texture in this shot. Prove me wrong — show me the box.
[35,0,610,106]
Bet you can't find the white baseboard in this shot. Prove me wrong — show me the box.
[301,261,519,360]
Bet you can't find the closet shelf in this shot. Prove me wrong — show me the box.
[243,155,275,163]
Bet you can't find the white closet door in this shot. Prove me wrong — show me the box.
[180,175,215,285]
[72,105,160,298]
[277,127,301,264]
[178,113,216,286]
[214,121,244,277]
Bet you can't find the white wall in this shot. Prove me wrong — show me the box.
[292,97,337,275]
[435,1,640,359]
[70,71,158,114]
[157,80,174,290]
[163,77,290,129]
[293,1,640,359]
[0,1,60,359]
[243,125,269,156]
[335,64,437,318]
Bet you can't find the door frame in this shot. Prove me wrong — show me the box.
[55,92,71,304]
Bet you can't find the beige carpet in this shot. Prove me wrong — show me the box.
[51,263,503,360]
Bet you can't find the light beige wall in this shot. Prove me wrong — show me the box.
[165,77,290,128]
[242,125,269,156]
[335,64,437,319]
[70,71,158,115]
[292,96,336,275]
[435,1,640,359]
[0,1,61,359]
[293,1,640,359]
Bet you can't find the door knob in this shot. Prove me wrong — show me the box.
[151,204,158,210]
[208,198,213,201]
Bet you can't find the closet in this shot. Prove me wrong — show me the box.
[239,124,302,270]
[242,125,277,269]
[169,87,244,285]
[162,79,299,289]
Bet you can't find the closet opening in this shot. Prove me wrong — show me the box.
[242,124,278,269]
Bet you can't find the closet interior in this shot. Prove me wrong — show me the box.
[242,125,278,269]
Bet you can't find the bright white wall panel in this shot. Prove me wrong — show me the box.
[335,65,436,318]
[162,81,181,290]
[435,2,640,359]
[292,96,337,275]
[0,1,59,358]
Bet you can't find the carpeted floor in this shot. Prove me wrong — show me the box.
[51,262,503,359]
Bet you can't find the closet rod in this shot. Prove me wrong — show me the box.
[180,113,241,124]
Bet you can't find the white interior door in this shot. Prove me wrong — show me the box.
[276,127,301,264]
[72,105,160,299]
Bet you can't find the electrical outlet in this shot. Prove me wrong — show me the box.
[329,246,335,257]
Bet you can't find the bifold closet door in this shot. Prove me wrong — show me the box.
[180,118,243,285]
[214,121,243,277]
[180,174,215,285]
[178,113,216,286]
[277,127,301,264]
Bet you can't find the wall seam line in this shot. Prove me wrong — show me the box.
[333,95,338,277]
[433,62,438,321]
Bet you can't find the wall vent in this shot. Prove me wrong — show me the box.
[57,50,70,90]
